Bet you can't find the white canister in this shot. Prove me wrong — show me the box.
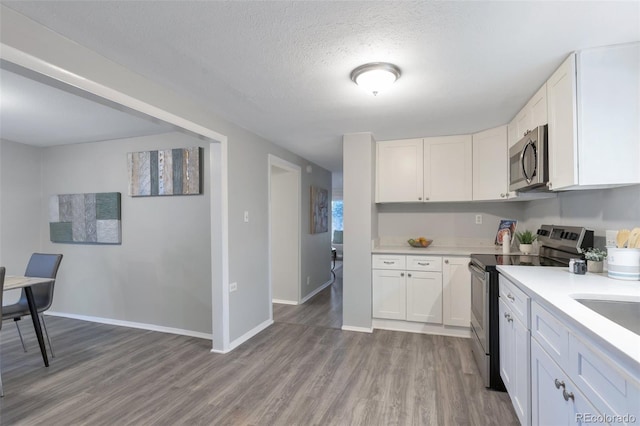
[607,248,640,281]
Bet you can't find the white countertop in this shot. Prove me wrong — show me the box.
[372,245,509,256]
[497,265,640,374]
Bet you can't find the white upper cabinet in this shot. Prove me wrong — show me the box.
[376,136,472,203]
[548,43,640,190]
[509,84,548,148]
[472,126,509,201]
[376,139,423,202]
[424,135,473,201]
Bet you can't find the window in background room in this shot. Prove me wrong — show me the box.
[331,200,343,245]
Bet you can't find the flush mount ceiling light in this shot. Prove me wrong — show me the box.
[350,62,401,96]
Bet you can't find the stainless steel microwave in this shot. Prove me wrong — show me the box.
[509,125,549,192]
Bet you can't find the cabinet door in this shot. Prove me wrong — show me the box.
[531,339,602,426]
[442,257,471,327]
[531,339,571,425]
[472,126,508,201]
[406,271,442,323]
[424,135,472,201]
[515,108,531,141]
[499,298,513,393]
[512,317,531,426]
[530,84,548,128]
[508,116,519,148]
[372,269,406,320]
[547,54,578,190]
[376,139,424,202]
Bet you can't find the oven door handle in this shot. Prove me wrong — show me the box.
[468,262,486,278]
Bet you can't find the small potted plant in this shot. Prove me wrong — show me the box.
[515,230,537,254]
[584,248,607,273]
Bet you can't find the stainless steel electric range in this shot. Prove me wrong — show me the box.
[468,224,594,390]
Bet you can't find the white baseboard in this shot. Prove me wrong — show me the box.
[300,278,333,304]
[221,318,274,353]
[341,325,373,333]
[46,311,213,340]
[372,319,470,338]
[272,299,298,305]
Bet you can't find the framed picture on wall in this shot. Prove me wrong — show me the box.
[310,186,329,234]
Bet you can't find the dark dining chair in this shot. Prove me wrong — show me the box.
[1,266,6,397]
[1,253,63,358]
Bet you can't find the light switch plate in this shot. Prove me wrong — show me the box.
[244,211,249,222]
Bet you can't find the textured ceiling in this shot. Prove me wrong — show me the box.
[2,1,639,172]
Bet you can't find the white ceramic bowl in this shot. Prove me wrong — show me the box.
[607,248,640,281]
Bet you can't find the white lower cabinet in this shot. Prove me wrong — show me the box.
[373,254,469,327]
[499,277,531,426]
[531,339,602,426]
[442,257,471,327]
[372,269,406,320]
[406,271,442,323]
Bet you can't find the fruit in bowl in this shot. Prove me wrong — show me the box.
[408,237,433,248]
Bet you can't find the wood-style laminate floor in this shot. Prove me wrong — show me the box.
[273,262,343,330]
[0,264,517,425]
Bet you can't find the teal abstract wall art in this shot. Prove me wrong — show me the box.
[49,192,121,244]
[127,147,203,196]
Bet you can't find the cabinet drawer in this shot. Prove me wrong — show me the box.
[531,301,570,370]
[372,254,406,270]
[406,256,442,272]
[569,334,640,423]
[499,275,530,328]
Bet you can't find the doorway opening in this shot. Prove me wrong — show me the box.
[268,155,301,310]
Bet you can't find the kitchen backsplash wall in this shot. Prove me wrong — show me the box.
[377,202,527,243]
[522,185,640,243]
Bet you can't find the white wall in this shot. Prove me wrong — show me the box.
[0,139,42,302]
[37,133,214,333]
[522,185,640,243]
[378,202,527,242]
[270,166,299,303]
[342,132,377,331]
[1,6,332,347]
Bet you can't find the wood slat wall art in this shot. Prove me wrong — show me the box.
[49,192,121,244]
[127,147,203,196]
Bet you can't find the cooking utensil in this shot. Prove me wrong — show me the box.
[617,229,630,248]
[628,228,640,249]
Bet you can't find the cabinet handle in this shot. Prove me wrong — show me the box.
[500,193,506,198]
[383,261,395,265]
[400,272,404,277]
[562,390,574,402]
[425,197,430,201]
[417,262,430,266]
[507,293,515,301]
[418,197,422,200]
[444,259,449,264]
[408,273,412,277]
[504,313,513,322]
[554,379,565,390]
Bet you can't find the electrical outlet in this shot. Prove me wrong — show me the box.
[229,282,238,292]
[306,276,311,286]
[475,215,482,225]
[606,230,617,247]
